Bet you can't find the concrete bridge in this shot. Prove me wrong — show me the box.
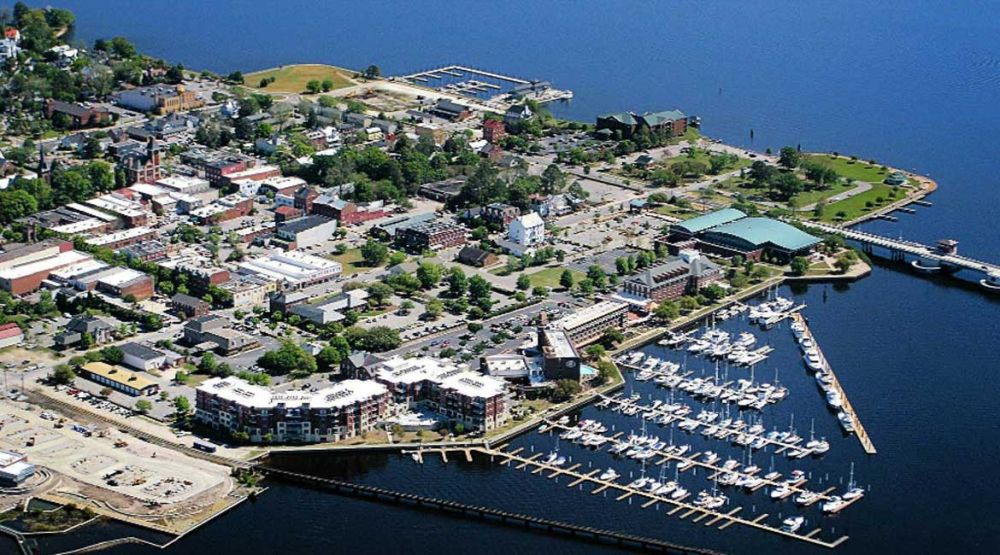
[799,221,1000,292]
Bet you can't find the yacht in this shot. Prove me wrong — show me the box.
[670,486,689,500]
[821,495,847,513]
[806,438,830,455]
[599,468,619,481]
[734,332,756,347]
[770,484,792,499]
[803,350,824,371]
[782,515,805,533]
[654,481,677,496]
[790,322,806,338]
[794,491,819,505]
[844,486,865,501]
[687,340,710,353]
[838,411,855,433]
[628,477,650,489]
[799,337,815,350]
[543,451,566,466]
[826,389,843,409]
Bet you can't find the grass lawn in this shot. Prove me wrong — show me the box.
[327,248,380,274]
[245,64,355,94]
[821,182,899,222]
[654,204,700,218]
[790,180,856,207]
[526,267,586,289]
[803,154,890,184]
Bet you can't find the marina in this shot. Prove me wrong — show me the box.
[399,64,574,106]
[401,444,851,549]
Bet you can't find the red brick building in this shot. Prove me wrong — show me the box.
[313,198,386,226]
[45,100,112,128]
[483,119,506,144]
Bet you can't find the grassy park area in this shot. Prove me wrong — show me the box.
[525,268,586,289]
[245,64,355,94]
[328,248,376,274]
[802,154,891,183]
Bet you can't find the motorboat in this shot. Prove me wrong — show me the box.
[838,412,855,433]
[782,515,805,533]
[794,491,819,505]
[803,350,824,371]
[628,477,650,489]
[806,438,830,455]
[826,389,843,409]
[599,468,619,481]
[670,486,689,500]
[770,484,791,499]
[543,451,566,466]
[654,482,677,496]
[821,495,847,513]
[799,337,815,350]
[844,486,865,501]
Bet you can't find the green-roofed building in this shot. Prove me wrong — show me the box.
[637,109,688,137]
[700,217,820,262]
[596,112,638,137]
[670,208,747,238]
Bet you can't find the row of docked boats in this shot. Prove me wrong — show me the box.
[792,320,856,434]
[657,329,773,367]
[749,296,798,328]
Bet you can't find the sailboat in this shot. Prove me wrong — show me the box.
[842,462,865,500]
[805,418,830,455]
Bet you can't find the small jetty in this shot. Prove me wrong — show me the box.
[792,313,876,455]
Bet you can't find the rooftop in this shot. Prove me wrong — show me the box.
[81,362,156,391]
[199,376,387,410]
[672,208,748,235]
[552,300,628,332]
[705,217,820,252]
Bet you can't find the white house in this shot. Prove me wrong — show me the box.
[509,213,545,247]
[0,29,20,62]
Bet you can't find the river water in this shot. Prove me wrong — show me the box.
[9,1,1000,553]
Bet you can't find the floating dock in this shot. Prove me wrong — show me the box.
[792,313,876,455]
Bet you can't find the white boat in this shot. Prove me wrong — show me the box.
[790,322,805,338]
[654,482,677,496]
[806,438,830,455]
[821,495,847,513]
[838,411,855,433]
[799,337,815,350]
[629,477,650,489]
[981,271,1000,292]
[770,484,791,499]
[826,389,843,409]
[599,468,619,481]
[782,515,805,533]
[687,340,710,353]
[803,351,824,371]
[734,332,756,347]
[670,486,688,500]
[844,486,865,501]
[794,491,819,505]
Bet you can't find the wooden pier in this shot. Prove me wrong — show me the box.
[468,446,849,549]
[259,466,720,555]
[540,421,833,503]
[792,313,877,455]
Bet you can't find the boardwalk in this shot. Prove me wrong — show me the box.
[792,313,876,455]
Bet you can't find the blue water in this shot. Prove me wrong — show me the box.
[9,1,1000,553]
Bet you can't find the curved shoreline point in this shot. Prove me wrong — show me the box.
[243,63,359,93]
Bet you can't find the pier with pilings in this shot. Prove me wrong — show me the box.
[399,445,851,549]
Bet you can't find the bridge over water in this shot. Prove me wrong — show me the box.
[799,221,1000,292]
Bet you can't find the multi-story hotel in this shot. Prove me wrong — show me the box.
[365,356,510,433]
[195,376,389,443]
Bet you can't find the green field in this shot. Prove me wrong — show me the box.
[328,248,379,274]
[245,64,355,94]
[525,268,586,289]
[803,154,890,183]
[821,182,897,222]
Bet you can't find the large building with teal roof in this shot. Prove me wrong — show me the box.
[666,209,819,262]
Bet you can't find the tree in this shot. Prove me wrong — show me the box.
[790,256,809,276]
[468,275,492,306]
[447,267,468,297]
[135,399,152,414]
[532,286,549,297]
[100,346,124,364]
[305,80,322,94]
[540,164,567,194]
[416,262,443,289]
[366,282,394,307]
[50,364,76,385]
[424,299,443,320]
[559,270,575,290]
[551,379,582,402]
[364,65,381,78]
[653,301,680,322]
[600,328,625,348]
[198,352,218,374]
[257,341,318,376]
[516,273,531,290]
[585,344,606,360]
[778,146,801,169]
[835,252,856,273]
[700,283,727,302]
[173,395,191,415]
[587,265,607,289]
[360,240,389,267]
[317,346,343,372]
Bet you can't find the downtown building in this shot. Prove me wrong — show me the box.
[195,376,389,443]
[361,356,511,433]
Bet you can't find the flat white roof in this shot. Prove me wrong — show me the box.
[374,356,506,399]
[129,183,168,197]
[553,300,628,332]
[225,165,280,181]
[49,218,105,235]
[0,450,25,467]
[155,175,209,191]
[97,267,147,287]
[0,250,92,280]
[238,251,341,284]
[199,376,387,410]
[48,258,109,280]
[66,203,118,222]
[85,227,155,247]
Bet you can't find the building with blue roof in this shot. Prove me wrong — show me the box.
[663,208,819,262]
